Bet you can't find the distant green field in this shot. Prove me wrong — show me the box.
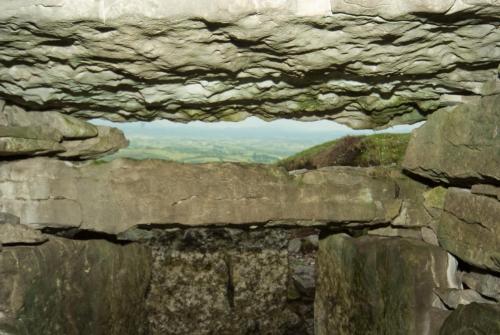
[104,137,316,164]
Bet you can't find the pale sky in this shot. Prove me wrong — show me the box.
[92,117,423,134]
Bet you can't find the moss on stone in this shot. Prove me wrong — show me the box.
[423,187,448,210]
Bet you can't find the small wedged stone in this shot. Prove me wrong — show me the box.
[0,212,47,246]
[472,184,500,200]
[439,303,500,335]
[437,187,500,272]
[435,288,494,309]
[58,126,128,160]
[462,271,500,302]
[403,95,500,186]
[315,235,457,335]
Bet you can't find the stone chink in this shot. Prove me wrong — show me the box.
[0,1,499,334]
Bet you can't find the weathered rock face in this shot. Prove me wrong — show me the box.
[0,1,498,128]
[0,105,128,159]
[439,303,500,335]
[315,235,458,335]
[438,187,500,272]
[145,228,316,335]
[0,212,47,246]
[403,94,500,186]
[0,158,401,234]
[0,238,151,335]
[462,271,500,302]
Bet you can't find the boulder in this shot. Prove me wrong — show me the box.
[0,238,151,335]
[438,187,500,272]
[0,158,402,234]
[403,95,500,186]
[315,235,458,335]
[439,303,500,335]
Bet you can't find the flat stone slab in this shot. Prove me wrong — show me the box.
[0,157,401,235]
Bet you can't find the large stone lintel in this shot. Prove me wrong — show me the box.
[0,158,401,234]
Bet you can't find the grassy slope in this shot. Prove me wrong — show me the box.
[277,133,411,170]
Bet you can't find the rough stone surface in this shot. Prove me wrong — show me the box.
[439,303,500,335]
[438,187,500,272]
[315,235,457,335]
[0,238,151,335]
[403,94,500,186]
[462,271,500,302]
[435,288,494,309]
[146,228,305,335]
[0,2,498,128]
[58,125,128,160]
[0,105,127,159]
[391,171,435,228]
[0,158,401,234]
[0,212,47,245]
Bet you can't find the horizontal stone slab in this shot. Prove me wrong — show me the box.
[0,158,401,234]
[0,3,498,128]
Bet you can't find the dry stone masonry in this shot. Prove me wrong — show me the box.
[0,1,499,334]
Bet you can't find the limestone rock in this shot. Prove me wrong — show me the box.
[0,104,125,159]
[3,105,97,140]
[0,158,402,234]
[403,95,500,186]
[0,238,151,335]
[472,184,500,200]
[435,289,494,309]
[438,187,500,272]
[367,226,423,240]
[0,212,47,246]
[315,235,457,335]
[439,303,500,335]
[146,228,301,335]
[391,171,434,228]
[462,271,500,302]
[58,126,128,160]
[0,2,498,128]
[0,123,64,157]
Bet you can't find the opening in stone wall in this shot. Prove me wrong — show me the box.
[91,117,423,165]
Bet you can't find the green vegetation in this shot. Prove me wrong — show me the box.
[277,133,411,171]
[103,137,314,164]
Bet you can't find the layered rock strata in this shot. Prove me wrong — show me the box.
[0,1,499,128]
[0,104,128,159]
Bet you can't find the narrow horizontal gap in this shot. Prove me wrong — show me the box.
[91,117,423,165]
